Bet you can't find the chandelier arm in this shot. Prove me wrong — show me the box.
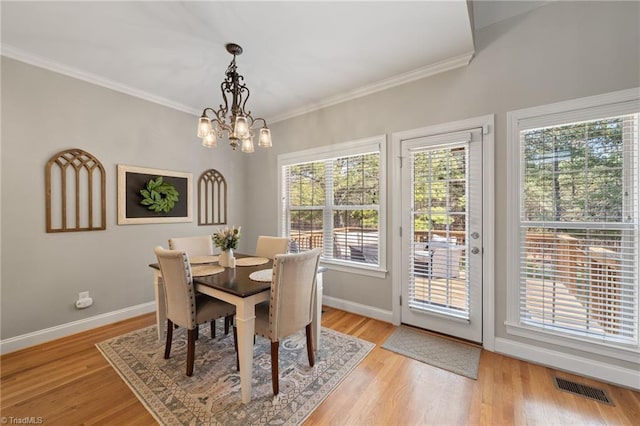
[201,107,218,118]
[251,117,269,128]
[203,108,232,134]
[211,108,224,122]
[219,80,231,116]
[237,76,251,118]
[214,115,233,134]
[209,117,223,130]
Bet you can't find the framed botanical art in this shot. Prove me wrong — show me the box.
[117,164,192,225]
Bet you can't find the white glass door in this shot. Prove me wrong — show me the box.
[401,128,483,342]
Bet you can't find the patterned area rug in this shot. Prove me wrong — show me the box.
[97,323,374,425]
[381,326,481,379]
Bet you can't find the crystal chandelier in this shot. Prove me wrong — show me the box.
[196,43,272,153]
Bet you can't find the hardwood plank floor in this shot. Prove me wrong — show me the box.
[1,308,638,425]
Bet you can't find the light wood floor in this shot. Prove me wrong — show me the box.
[1,307,638,425]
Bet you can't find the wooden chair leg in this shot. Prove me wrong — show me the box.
[233,326,239,371]
[186,328,197,377]
[271,341,279,395]
[210,320,216,338]
[305,323,315,367]
[195,324,200,340]
[224,315,232,335]
[164,319,173,359]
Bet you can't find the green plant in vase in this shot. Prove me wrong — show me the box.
[213,226,241,267]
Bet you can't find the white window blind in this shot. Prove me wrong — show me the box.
[409,143,470,319]
[518,114,639,346]
[279,136,386,272]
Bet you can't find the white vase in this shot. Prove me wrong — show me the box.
[219,249,235,268]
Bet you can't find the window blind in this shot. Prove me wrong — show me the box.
[518,114,639,345]
[331,152,380,264]
[281,142,383,268]
[408,143,470,319]
[284,161,325,253]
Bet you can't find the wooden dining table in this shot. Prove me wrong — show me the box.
[149,254,324,403]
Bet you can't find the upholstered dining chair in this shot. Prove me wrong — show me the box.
[249,248,322,395]
[168,235,214,257]
[255,235,290,259]
[154,246,236,377]
[168,235,232,336]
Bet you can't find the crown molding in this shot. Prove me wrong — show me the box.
[1,44,200,116]
[268,50,475,123]
[2,44,474,123]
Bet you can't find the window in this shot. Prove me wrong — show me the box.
[507,89,639,360]
[278,135,386,276]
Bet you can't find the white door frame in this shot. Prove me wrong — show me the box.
[391,114,495,351]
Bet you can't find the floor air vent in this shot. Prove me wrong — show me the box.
[554,377,614,405]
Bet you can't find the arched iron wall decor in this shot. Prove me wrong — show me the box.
[45,148,106,233]
[198,169,227,225]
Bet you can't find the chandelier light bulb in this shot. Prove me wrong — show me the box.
[258,128,272,148]
[197,116,212,138]
[240,137,255,153]
[202,132,217,148]
[234,116,249,139]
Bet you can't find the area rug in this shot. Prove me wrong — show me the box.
[381,325,481,379]
[97,322,374,425]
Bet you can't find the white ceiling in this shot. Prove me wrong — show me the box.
[0,1,546,123]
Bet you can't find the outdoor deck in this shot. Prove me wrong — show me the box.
[411,272,606,335]
[289,229,624,335]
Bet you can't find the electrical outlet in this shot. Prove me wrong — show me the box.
[76,291,93,309]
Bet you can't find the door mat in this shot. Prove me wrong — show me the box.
[381,325,481,379]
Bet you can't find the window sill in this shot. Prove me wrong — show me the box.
[505,321,640,364]
[320,259,387,279]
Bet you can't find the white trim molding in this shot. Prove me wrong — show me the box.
[506,87,640,364]
[2,44,473,125]
[1,45,199,116]
[495,337,640,391]
[278,134,388,277]
[322,295,393,324]
[0,302,155,355]
[269,51,475,123]
[391,114,495,351]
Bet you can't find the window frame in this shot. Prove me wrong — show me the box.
[278,135,387,278]
[506,88,640,363]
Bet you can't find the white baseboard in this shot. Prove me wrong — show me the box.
[0,301,156,355]
[322,295,393,323]
[495,337,640,391]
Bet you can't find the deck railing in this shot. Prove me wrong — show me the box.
[524,232,623,333]
[289,229,623,332]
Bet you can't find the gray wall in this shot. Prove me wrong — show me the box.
[1,0,638,374]
[1,57,251,339]
[242,0,639,366]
